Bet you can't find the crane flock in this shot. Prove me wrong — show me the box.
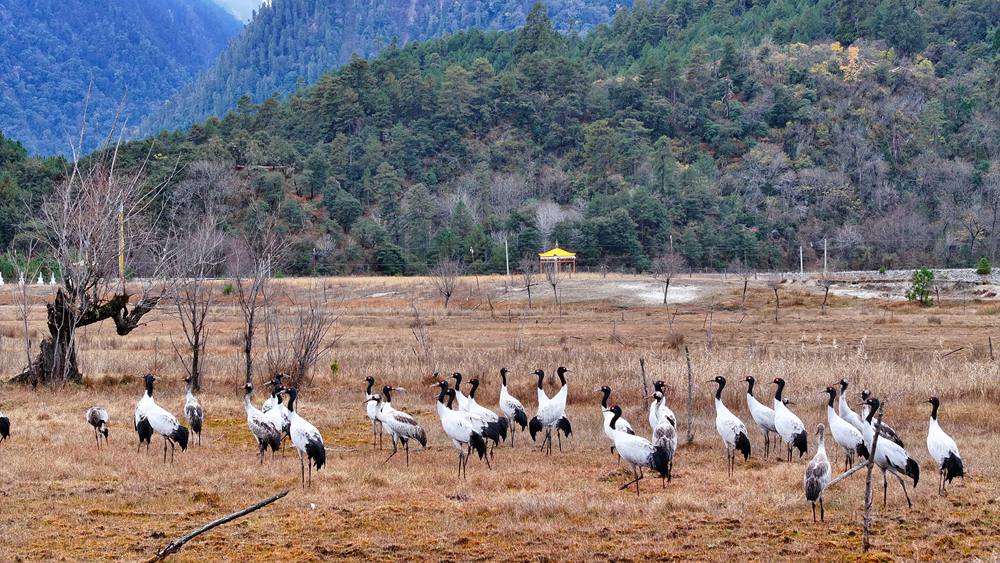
[0,368,969,518]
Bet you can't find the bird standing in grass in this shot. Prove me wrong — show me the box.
[599,385,634,464]
[608,406,671,495]
[651,408,677,487]
[243,382,281,463]
[647,380,676,430]
[529,369,572,455]
[497,368,527,446]
[86,407,109,448]
[183,376,204,446]
[262,373,286,413]
[743,376,776,459]
[861,389,905,448]
[286,387,326,488]
[772,378,807,461]
[709,376,751,475]
[432,380,488,479]
[134,374,189,463]
[363,376,383,449]
[836,379,866,435]
[804,423,832,522]
[823,386,868,471]
[0,407,9,444]
[926,396,963,495]
[374,385,427,466]
[467,377,508,455]
[861,397,919,508]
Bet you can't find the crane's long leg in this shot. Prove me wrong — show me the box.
[811,501,816,522]
[819,498,825,522]
[383,436,399,464]
[764,432,769,459]
[404,439,410,467]
[163,438,168,463]
[94,428,100,449]
[882,469,889,507]
[893,472,912,508]
[308,458,313,488]
[300,454,306,489]
[372,421,378,449]
[169,440,175,463]
[557,430,562,452]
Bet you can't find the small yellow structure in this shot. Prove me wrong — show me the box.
[538,246,576,273]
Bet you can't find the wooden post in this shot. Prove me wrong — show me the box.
[685,345,694,444]
[990,336,994,361]
[639,356,649,398]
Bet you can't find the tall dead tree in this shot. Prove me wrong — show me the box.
[264,290,338,388]
[170,218,224,392]
[6,241,38,369]
[518,257,538,308]
[234,215,283,385]
[12,144,176,385]
[651,252,685,304]
[431,258,462,309]
[545,263,561,313]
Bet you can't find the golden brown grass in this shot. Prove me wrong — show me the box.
[0,274,998,561]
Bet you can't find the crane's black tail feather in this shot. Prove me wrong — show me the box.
[792,430,807,457]
[942,452,963,483]
[469,432,487,460]
[306,438,326,470]
[528,416,542,441]
[905,457,920,487]
[557,416,572,437]
[735,431,751,461]
[513,408,528,430]
[171,426,190,451]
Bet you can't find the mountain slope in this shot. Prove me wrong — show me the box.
[141,0,631,134]
[0,0,242,155]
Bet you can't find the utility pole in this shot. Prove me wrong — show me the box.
[823,238,828,276]
[504,238,510,278]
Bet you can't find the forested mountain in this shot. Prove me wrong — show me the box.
[141,0,632,134]
[7,0,1000,277]
[0,0,242,155]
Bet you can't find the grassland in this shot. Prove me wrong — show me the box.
[0,274,997,561]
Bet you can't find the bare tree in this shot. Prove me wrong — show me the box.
[170,218,224,392]
[12,142,177,385]
[651,252,686,304]
[264,290,339,388]
[431,259,462,309]
[234,215,284,385]
[518,257,539,308]
[5,240,38,369]
[545,263,561,312]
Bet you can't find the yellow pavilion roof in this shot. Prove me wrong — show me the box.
[538,247,576,258]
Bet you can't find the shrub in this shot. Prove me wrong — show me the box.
[222,283,234,296]
[905,267,934,305]
[878,265,887,274]
[975,257,992,275]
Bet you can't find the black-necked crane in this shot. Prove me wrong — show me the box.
[0,407,8,444]
[243,382,281,463]
[926,396,963,495]
[363,376,383,449]
[651,406,677,487]
[607,405,671,495]
[599,385,634,464]
[183,376,204,446]
[836,379,866,435]
[772,378,807,461]
[804,423,832,522]
[285,387,326,488]
[467,377,508,453]
[861,397,919,508]
[743,376,776,459]
[823,386,868,471]
[709,376,751,475]
[451,372,471,411]
[647,380,676,430]
[432,380,488,479]
[86,407,109,448]
[373,385,427,466]
[134,374,189,463]
[860,389,904,447]
[528,368,572,455]
[262,373,286,413]
[498,368,527,446]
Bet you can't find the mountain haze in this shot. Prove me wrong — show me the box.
[141,0,632,134]
[0,0,242,155]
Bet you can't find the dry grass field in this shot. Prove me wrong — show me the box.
[0,273,998,561]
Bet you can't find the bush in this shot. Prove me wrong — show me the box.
[905,267,934,305]
[975,257,992,275]
[222,283,234,296]
[878,265,887,275]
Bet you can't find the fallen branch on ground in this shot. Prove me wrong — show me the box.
[149,490,288,561]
